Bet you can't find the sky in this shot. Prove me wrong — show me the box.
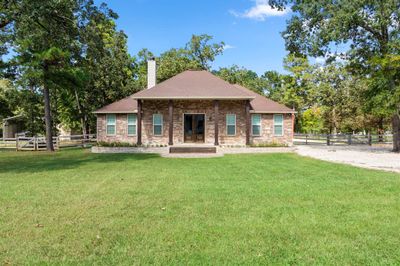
[94,0,292,75]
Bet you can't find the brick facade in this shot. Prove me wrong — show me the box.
[97,100,294,146]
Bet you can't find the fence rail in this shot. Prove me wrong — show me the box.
[294,133,393,146]
[0,134,96,151]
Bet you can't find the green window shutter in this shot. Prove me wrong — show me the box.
[226,114,236,136]
[274,114,284,136]
[106,114,116,135]
[153,114,163,136]
[127,114,137,135]
[251,114,261,136]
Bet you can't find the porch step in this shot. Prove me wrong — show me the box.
[169,146,217,154]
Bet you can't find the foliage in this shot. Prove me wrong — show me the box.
[270,0,400,148]
[249,141,288,147]
[214,65,266,94]
[301,106,325,133]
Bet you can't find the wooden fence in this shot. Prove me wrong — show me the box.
[0,134,96,151]
[294,133,393,146]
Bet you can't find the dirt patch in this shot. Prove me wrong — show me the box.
[296,145,400,173]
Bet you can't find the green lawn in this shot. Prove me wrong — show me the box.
[0,149,399,265]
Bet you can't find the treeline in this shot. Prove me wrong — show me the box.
[1,0,399,151]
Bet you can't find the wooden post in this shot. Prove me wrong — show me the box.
[15,133,18,151]
[245,100,250,146]
[306,134,308,145]
[327,134,330,146]
[168,100,173,146]
[214,100,219,146]
[347,134,352,145]
[137,100,142,146]
[368,133,372,146]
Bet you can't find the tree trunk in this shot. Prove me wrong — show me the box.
[43,82,54,151]
[378,117,384,142]
[392,113,400,152]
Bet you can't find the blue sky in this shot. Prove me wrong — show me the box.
[95,0,292,75]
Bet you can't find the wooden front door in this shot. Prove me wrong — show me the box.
[184,114,205,143]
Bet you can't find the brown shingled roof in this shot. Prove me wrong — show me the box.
[132,70,255,100]
[233,84,295,113]
[94,71,295,114]
[93,95,137,114]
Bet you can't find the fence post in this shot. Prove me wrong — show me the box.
[306,134,308,145]
[347,134,352,145]
[34,136,37,151]
[15,134,18,151]
[368,133,372,146]
[327,134,330,146]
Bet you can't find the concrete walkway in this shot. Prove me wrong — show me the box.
[295,145,400,173]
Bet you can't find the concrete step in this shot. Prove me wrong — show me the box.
[169,146,217,154]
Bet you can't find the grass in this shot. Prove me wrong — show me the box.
[0,149,399,265]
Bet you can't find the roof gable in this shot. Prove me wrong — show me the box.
[132,70,255,100]
[93,95,137,114]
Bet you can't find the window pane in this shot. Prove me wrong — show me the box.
[227,125,235,135]
[226,114,235,125]
[128,125,136,135]
[252,125,260,136]
[128,114,137,125]
[274,125,283,136]
[153,114,162,125]
[274,114,283,124]
[252,114,261,125]
[107,114,116,124]
[154,125,162,135]
[107,125,115,135]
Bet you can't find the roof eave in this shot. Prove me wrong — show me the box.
[93,110,138,114]
[132,96,255,100]
[250,110,297,114]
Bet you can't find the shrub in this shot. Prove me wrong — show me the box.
[97,141,139,147]
[249,141,288,148]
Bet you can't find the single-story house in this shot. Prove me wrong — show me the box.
[94,60,296,146]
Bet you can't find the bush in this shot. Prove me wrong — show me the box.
[96,141,169,148]
[96,141,139,147]
[249,141,288,148]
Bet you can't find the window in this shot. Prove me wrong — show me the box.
[226,114,236,136]
[274,114,284,136]
[153,114,163,136]
[127,114,137,136]
[251,114,261,136]
[106,114,116,135]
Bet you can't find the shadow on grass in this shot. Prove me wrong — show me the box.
[0,149,160,175]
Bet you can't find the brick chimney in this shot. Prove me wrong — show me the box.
[147,58,156,89]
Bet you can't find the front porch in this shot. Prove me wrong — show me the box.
[136,99,251,146]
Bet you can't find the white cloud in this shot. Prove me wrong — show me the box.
[230,0,289,21]
[223,44,235,50]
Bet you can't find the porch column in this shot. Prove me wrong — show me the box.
[137,99,142,146]
[214,100,219,146]
[245,100,250,145]
[168,100,173,145]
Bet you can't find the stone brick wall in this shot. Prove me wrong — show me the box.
[250,113,293,146]
[97,114,137,144]
[96,100,294,146]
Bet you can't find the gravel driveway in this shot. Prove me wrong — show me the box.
[296,145,400,173]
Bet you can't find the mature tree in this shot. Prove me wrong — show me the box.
[73,2,135,134]
[185,34,224,70]
[134,34,225,89]
[1,0,80,150]
[270,0,400,150]
[215,65,266,94]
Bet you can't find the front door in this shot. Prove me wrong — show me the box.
[184,114,205,143]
